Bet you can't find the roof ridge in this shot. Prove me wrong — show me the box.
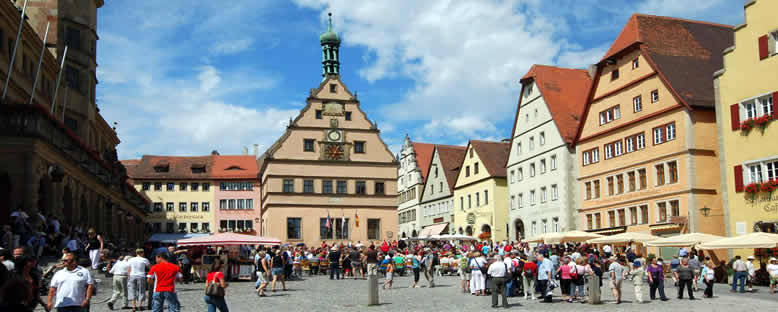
[632,13,734,29]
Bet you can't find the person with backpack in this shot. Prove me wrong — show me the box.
[487,255,509,308]
[469,251,487,296]
[409,251,422,288]
[522,256,537,300]
[459,253,471,293]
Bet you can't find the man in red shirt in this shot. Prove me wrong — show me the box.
[147,253,182,312]
[522,257,538,300]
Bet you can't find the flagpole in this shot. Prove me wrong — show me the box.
[2,0,29,101]
[51,45,68,114]
[29,22,50,105]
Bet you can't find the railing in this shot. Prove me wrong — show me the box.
[0,102,148,213]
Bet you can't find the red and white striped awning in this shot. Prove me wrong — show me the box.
[176,233,282,247]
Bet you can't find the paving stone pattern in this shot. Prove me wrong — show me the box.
[78,273,775,311]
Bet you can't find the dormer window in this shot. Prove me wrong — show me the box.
[225,166,245,170]
[191,164,206,174]
[153,163,169,173]
[330,84,337,93]
[345,112,352,120]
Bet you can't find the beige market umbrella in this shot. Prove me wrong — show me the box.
[697,232,778,250]
[524,232,566,244]
[644,233,725,248]
[587,232,660,244]
[560,230,604,243]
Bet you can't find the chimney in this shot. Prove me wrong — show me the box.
[253,144,259,156]
[211,150,220,155]
[588,64,597,78]
[242,146,248,155]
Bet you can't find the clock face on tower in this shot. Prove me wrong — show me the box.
[325,144,344,160]
[327,130,341,141]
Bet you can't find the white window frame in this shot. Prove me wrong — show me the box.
[614,106,621,120]
[540,187,547,203]
[626,136,635,153]
[583,152,591,166]
[510,170,515,184]
[530,164,536,177]
[529,137,535,151]
[614,141,623,157]
[530,190,536,205]
[518,193,524,208]
[539,132,545,146]
[550,155,557,170]
[551,184,558,201]
[592,149,599,163]
[636,133,645,150]
[510,195,516,210]
[604,144,613,159]
[748,163,763,183]
[518,168,523,181]
[633,95,642,112]
[653,127,664,145]
[767,160,778,181]
[651,90,659,103]
[743,100,757,120]
[540,159,546,174]
[760,96,773,117]
[632,58,639,69]
[666,123,676,141]
[516,142,522,155]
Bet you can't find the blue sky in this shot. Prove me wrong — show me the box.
[96,0,746,160]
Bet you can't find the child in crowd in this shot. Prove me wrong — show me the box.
[382,256,394,290]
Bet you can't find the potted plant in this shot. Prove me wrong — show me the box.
[760,179,777,193]
[741,118,755,133]
[745,182,761,196]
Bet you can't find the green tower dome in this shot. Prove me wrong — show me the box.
[319,13,340,44]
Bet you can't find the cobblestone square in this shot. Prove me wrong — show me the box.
[81,273,775,312]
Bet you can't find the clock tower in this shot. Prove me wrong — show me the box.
[256,13,398,245]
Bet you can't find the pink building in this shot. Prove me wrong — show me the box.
[212,156,261,235]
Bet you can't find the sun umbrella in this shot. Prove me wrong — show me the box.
[524,232,566,244]
[559,230,604,243]
[176,233,282,247]
[438,234,478,241]
[644,233,725,247]
[697,232,778,250]
[587,232,660,244]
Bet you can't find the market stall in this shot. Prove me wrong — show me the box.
[177,233,282,281]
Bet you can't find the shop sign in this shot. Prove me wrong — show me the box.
[433,217,444,223]
[467,213,476,225]
[748,194,778,213]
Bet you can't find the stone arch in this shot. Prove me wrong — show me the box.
[513,218,525,241]
[480,224,491,234]
[0,172,11,225]
[411,229,417,238]
[458,227,463,235]
[401,232,406,239]
[465,226,473,236]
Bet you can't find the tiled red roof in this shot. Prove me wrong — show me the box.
[123,155,214,180]
[212,155,259,179]
[435,145,467,192]
[470,140,510,178]
[599,14,733,108]
[412,142,435,181]
[520,65,591,144]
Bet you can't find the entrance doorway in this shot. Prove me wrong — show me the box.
[514,219,525,241]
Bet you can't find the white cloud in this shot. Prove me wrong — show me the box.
[209,38,255,56]
[556,44,610,69]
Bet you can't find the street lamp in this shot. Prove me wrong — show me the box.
[699,206,711,217]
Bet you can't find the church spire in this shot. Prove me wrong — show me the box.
[319,12,341,80]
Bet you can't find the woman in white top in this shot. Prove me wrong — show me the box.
[469,252,487,296]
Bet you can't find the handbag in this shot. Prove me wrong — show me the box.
[205,273,225,297]
[477,260,487,275]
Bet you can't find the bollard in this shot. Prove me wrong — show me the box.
[588,278,601,304]
[368,274,379,305]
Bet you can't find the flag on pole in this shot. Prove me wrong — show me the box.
[341,214,346,237]
[355,211,359,228]
[326,211,331,229]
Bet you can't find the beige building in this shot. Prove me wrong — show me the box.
[257,17,398,244]
[0,0,147,243]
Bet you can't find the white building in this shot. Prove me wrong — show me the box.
[417,145,467,237]
[397,136,434,238]
[506,65,591,240]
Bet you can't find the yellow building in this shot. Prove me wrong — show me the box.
[575,14,733,258]
[452,140,510,241]
[715,0,778,252]
[124,156,217,235]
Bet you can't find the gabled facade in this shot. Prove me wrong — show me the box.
[575,15,732,258]
[714,0,778,250]
[506,65,590,240]
[257,17,398,244]
[452,140,510,240]
[397,137,434,238]
[212,156,261,235]
[417,144,466,237]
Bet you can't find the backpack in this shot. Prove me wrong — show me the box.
[569,264,579,280]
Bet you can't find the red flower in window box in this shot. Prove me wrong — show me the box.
[745,182,761,194]
[755,115,772,126]
[761,179,778,193]
[740,119,755,132]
